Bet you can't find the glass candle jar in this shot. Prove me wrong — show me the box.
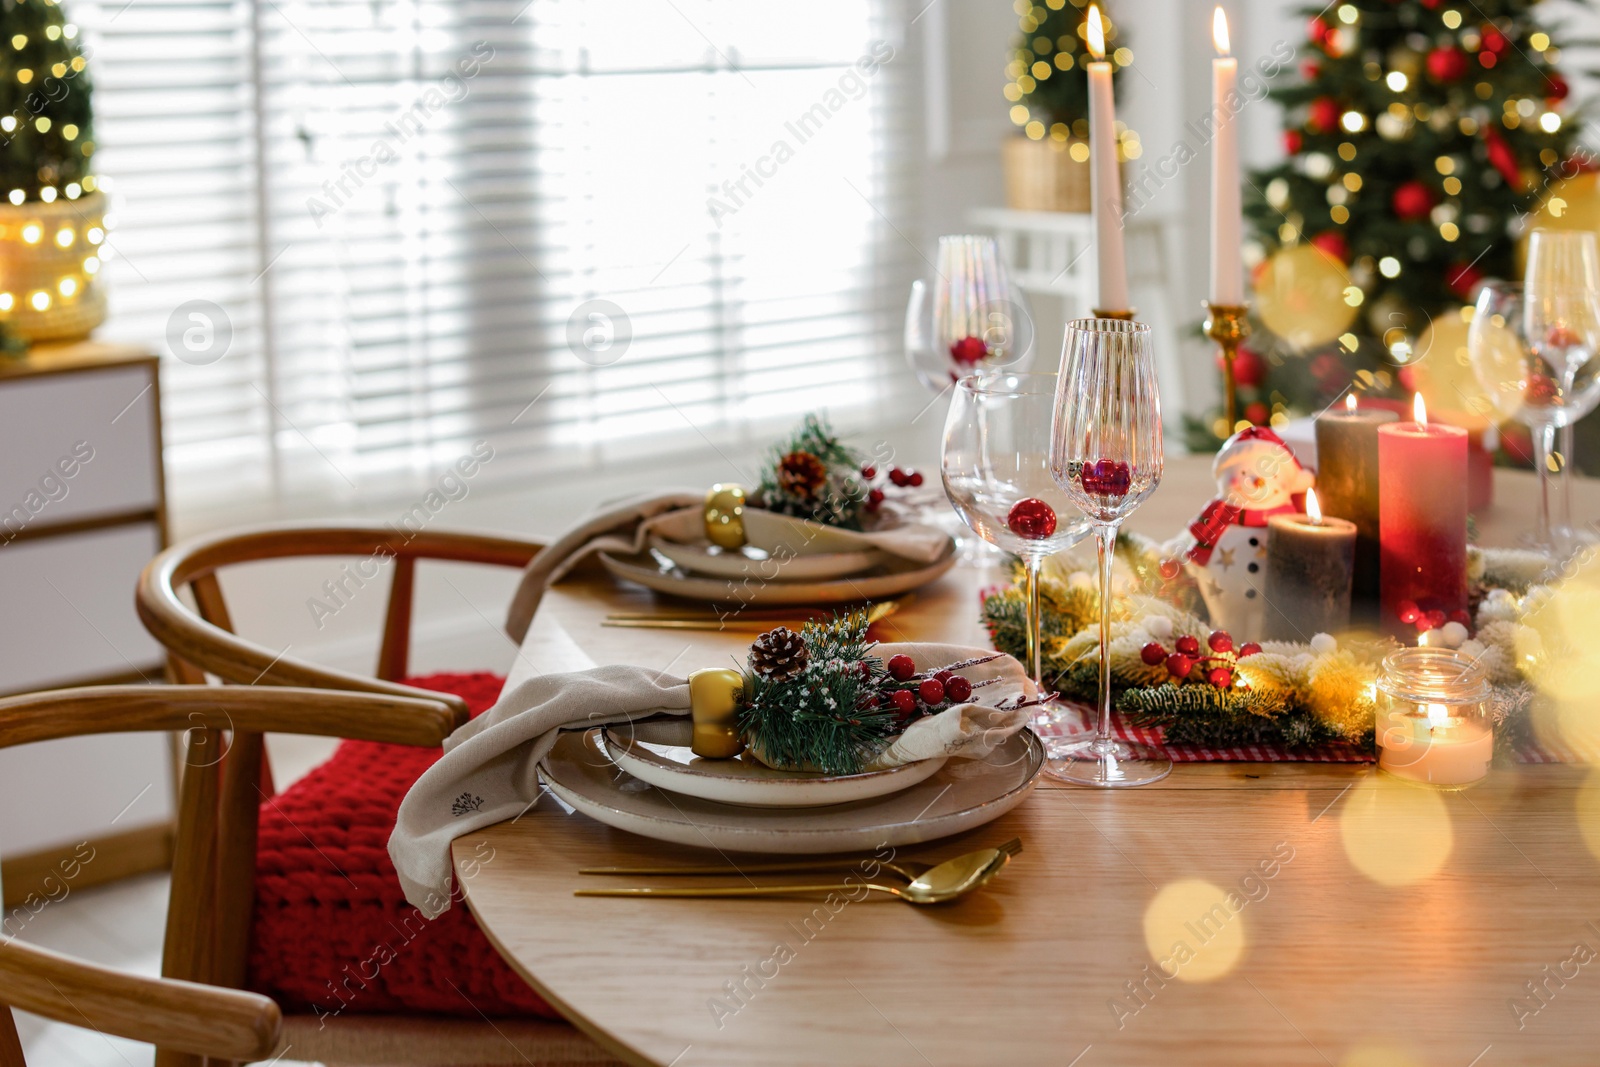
[1374,647,1493,787]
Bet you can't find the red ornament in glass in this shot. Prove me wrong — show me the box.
[1006,498,1057,539]
[949,336,988,364]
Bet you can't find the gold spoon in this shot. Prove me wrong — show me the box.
[574,846,1010,905]
[580,837,1022,883]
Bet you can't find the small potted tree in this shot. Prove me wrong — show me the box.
[0,0,106,342]
[1001,0,1138,213]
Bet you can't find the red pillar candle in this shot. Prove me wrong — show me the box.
[1378,394,1468,635]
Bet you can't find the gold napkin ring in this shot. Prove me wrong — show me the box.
[703,484,747,549]
[689,667,745,758]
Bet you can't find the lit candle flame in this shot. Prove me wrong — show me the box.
[1426,702,1451,728]
[1087,4,1106,60]
[1413,391,1428,427]
[1212,7,1230,55]
[1345,393,1358,414]
[1306,487,1323,525]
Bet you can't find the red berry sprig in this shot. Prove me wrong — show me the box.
[1141,629,1257,689]
[875,653,1002,724]
[860,464,923,514]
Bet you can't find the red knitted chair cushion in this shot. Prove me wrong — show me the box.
[247,671,561,1020]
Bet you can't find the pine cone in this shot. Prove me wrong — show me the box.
[776,450,827,500]
[750,626,809,682]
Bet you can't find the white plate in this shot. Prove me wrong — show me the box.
[539,728,1043,854]
[597,539,956,606]
[599,718,946,808]
[647,537,883,582]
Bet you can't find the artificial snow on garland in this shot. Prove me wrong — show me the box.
[981,533,1565,752]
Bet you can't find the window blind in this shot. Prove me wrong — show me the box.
[77,0,919,512]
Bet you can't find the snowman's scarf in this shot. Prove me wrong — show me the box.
[1186,498,1297,565]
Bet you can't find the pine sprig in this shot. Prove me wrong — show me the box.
[754,413,869,530]
[736,609,896,775]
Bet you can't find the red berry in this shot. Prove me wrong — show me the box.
[1397,600,1420,625]
[887,654,916,681]
[1166,654,1195,680]
[1448,609,1472,626]
[1006,498,1058,540]
[1208,667,1232,689]
[949,335,988,364]
[889,689,917,715]
[867,488,885,505]
[944,675,973,703]
[1208,630,1234,654]
[1140,642,1168,666]
[889,468,909,487]
[918,679,946,705]
[861,465,877,480]
[1426,609,1447,629]
[1175,635,1201,657]
[1239,642,1262,657]
[1158,557,1182,580]
[908,471,924,488]
[859,693,879,709]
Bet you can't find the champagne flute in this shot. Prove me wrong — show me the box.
[905,235,1035,394]
[1046,318,1171,787]
[942,372,1091,735]
[1524,230,1600,554]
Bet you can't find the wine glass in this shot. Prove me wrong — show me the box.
[906,235,1035,394]
[1046,318,1171,787]
[941,371,1091,735]
[1524,230,1600,554]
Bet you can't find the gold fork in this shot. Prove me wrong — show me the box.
[580,837,1022,884]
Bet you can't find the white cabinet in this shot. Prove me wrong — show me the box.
[0,342,174,906]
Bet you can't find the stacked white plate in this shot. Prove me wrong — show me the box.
[537,718,1044,854]
[598,508,957,606]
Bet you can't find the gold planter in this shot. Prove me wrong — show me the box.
[0,190,108,342]
[1001,137,1092,214]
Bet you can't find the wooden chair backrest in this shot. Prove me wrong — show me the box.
[136,522,544,713]
[0,685,462,1067]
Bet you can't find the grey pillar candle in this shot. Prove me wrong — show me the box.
[1263,494,1356,641]
[1313,398,1397,619]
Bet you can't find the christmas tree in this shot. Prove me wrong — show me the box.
[1206,0,1580,445]
[1005,0,1140,159]
[0,0,95,202]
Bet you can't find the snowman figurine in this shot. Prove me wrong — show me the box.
[1172,426,1314,638]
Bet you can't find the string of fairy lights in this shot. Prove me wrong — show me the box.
[1,1,105,330]
[1004,0,1142,162]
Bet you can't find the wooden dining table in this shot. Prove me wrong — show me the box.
[454,455,1600,1067]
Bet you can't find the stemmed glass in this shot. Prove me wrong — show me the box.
[1046,318,1171,787]
[1524,230,1600,552]
[942,372,1091,734]
[906,235,1035,394]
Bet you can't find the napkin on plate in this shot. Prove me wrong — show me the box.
[504,490,951,641]
[388,643,1030,915]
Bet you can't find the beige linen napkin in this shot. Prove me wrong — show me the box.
[504,490,952,641]
[388,643,1029,915]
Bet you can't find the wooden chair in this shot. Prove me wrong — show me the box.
[136,528,626,1065]
[0,684,620,1067]
[0,936,280,1067]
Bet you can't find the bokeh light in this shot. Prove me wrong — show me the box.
[1339,775,1453,886]
[1142,879,1247,982]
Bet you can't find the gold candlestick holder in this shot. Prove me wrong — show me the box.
[1204,302,1251,437]
[1092,308,1137,321]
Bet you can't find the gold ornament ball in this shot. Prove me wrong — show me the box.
[1410,307,1495,421]
[703,483,747,549]
[688,667,745,759]
[1254,244,1359,350]
[1519,172,1600,275]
